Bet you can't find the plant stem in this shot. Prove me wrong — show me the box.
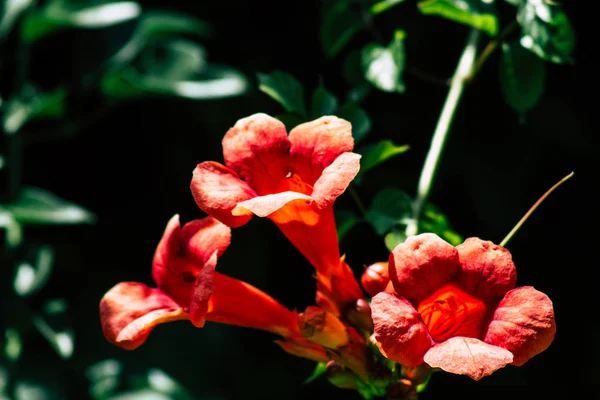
[348,184,367,217]
[466,21,519,83]
[500,172,574,247]
[406,28,480,237]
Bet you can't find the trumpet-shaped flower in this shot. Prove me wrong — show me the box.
[100,214,325,362]
[190,113,363,314]
[371,233,555,380]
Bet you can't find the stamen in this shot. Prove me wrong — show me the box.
[417,284,487,342]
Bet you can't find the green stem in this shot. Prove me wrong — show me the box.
[348,184,367,217]
[406,28,481,237]
[500,172,574,247]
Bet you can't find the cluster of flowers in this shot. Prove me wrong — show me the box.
[100,114,556,396]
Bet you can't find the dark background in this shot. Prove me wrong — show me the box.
[3,0,595,399]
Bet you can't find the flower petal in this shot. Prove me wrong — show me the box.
[388,233,460,305]
[222,113,290,193]
[484,286,555,366]
[191,161,256,228]
[311,152,361,212]
[456,238,517,301]
[289,116,354,184]
[275,337,329,363]
[189,251,218,328]
[232,191,312,217]
[180,216,231,265]
[99,282,187,350]
[371,292,434,366]
[206,272,300,338]
[424,337,513,380]
[151,216,199,306]
[152,214,181,278]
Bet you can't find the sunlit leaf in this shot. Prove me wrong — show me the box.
[98,10,212,69]
[356,140,409,183]
[362,30,406,93]
[321,0,364,59]
[22,0,142,42]
[365,188,412,236]
[1,87,67,134]
[417,0,498,36]
[108,390,171,400]
[32,312,74,359]
[516,0,575,64]
[136,10,211,39]
[257,71,306,116]
[103,39,247,100]
[370,0,408,15]
[337,102,371,144]
[14,381,52,400]
[14,245,54,297]
[335,210,361,242]
[86,359,123,400]
[419,203,463,246]
[128,369,195,400]
[384,229,407,252]
[310,86,338,119]
[500,41,545,114]
[0,0,35,39]
[0,210,22,248]
[4,328,22,361]
[2,186,96,224]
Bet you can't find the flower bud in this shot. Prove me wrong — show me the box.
[361,262,390,296]
[299,306,349,349]
[344,298,374,333]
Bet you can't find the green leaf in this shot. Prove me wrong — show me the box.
[355,140,409,183]
[257,71,306,116]
[516,0,575,64]
[335,210,361,242]
[361,30,407,93]
[371,197,463,250]
[500,41,545,114]
[419,203,463,246]
[365,188,412,236]
[4,327,22,361]
[310,86,339,119]
[103,39,248,100]
[2,186,96,225]
[32,313,74,359]
[1,87,67,134]
[304,362,328,384]
[384,229,407,252]
[99,10,212,69]
[22,0,142,42]
[0,0,35,39]
[370,0,408,15]
[13,245,54,297]
[321,0,364,59]
[337,102,371,144]
[417,0,499,36]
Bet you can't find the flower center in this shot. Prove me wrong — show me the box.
[417,283,487,343]
[282,168,313,195]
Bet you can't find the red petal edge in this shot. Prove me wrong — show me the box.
[485,286,556,366]
[371,292,434,366]
[423,337,513,380]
